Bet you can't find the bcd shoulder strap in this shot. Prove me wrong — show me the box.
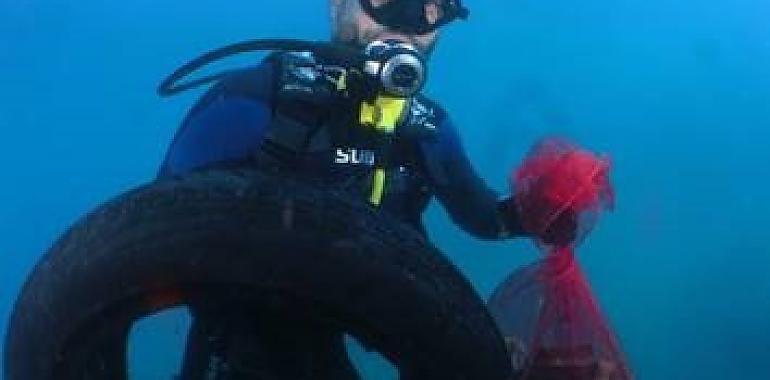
[259,52,337,165]
[258,51,447,190]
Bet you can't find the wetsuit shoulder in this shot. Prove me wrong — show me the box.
[414,96,513,240]
[410,95,463,170]
[158,59,278,178]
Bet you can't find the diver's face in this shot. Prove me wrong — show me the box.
[330,0,440,56]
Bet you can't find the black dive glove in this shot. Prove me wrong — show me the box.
[539,208,578,246]
[497,197,577,246]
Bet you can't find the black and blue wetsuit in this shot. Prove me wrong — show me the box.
[159,52,523,240]
[157,52,524,379]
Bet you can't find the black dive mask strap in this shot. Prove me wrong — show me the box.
[359,0,469,35]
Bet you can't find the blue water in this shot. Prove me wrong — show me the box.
[2,0,769,378]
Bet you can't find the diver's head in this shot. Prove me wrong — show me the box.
[330,0,469,56]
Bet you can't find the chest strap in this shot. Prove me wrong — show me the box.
[258,52,445,206]
[360,94,410,205]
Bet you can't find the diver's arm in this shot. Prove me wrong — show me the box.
[425,118,527,241]
[158,64,276,178]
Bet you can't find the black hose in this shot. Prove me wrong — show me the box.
[158,39,364,97]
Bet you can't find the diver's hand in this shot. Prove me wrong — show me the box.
[497,197,577,245]
[539,209,578,247]
[496,197,527,239]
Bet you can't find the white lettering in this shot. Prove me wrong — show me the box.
[335,148,350,164]
[334,148,376,166]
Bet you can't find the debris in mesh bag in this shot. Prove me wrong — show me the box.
[489,138,632,380]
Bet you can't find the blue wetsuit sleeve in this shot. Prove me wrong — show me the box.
[158,63,274,178]
[424,117,524,240]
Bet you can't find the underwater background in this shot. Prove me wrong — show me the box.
[1,0,769,378]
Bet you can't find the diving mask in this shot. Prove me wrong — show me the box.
[359,0,470,35]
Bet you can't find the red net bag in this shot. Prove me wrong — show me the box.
[489,138,632,380]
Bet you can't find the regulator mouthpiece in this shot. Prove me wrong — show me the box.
[363,40,426,98]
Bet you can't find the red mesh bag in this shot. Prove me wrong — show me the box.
[489,138,633,380]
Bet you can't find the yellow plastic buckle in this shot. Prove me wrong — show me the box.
[360,96,408,134]
[359,94,410,206]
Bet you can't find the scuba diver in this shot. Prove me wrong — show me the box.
[156,0,578,378]
[159,0,516,240]
[3,1,580,379]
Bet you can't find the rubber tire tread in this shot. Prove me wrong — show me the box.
[4,169,511,380]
